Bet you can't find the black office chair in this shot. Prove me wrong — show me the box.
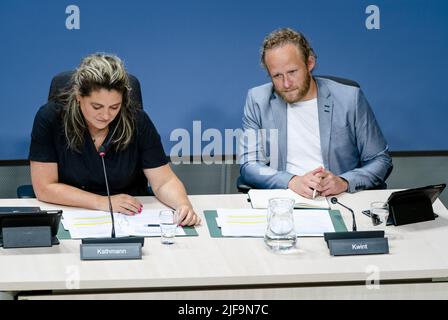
[236,176,253,194]
[315,75,360,88]
[18,70,154,198]
[16,185,36,198]
[47,70,143,108]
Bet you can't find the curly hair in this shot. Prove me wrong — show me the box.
[260,28,316,69]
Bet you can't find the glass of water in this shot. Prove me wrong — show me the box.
[264,198,296,252]
[159,209,178,245]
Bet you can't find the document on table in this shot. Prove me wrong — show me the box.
[248,189,330,209]
[216,208,335,237]
[62,209,186,239]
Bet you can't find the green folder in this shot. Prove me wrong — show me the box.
[57,224,71,240]
[57,222,197,240]
[204,209,347,238]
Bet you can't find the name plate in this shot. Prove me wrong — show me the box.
[80,243,142,260]
[328,237,389,256]
[2,226,52,248]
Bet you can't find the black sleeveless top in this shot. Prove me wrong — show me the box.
[29,102,168,196]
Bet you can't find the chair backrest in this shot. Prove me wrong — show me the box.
[236,176,252,194]
[316,75,360,88]
[16,185,36,198]
[48,70,144,109]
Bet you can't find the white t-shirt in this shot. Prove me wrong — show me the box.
[286,98,324,176]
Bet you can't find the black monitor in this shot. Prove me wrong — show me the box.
[387,184,446,226]
[0,207,41,214]
[0,208,63,248]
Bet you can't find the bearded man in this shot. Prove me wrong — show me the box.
[239,28,392,197]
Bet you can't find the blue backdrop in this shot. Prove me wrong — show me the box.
[1,0,447,160]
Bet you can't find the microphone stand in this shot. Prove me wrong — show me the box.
[79,144,144,260]
[323,197,388,256]
[331,197,356,231]
[99,148,115,238]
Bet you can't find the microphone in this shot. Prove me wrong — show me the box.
[98,145,115,238]
[331,197,357,231]
[324,197,388,256]
[79,140,144,260]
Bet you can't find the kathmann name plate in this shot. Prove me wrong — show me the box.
[80,242,142,260]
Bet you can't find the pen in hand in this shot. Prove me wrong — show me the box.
[313,174,324,199]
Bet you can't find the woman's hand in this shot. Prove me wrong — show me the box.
[144,165,201,226]
[176,204,201,226]
[99,194,143,215]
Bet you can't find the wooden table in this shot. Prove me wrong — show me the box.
[0,190,447,299]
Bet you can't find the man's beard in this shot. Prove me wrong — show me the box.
[276,72,311,104]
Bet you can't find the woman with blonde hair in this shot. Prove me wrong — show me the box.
[29,53,200,226]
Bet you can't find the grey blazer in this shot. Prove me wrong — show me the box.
[238,77,393,193]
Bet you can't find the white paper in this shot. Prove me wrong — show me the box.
[62,209,185,239]
[217,208,267,237]
[248,189,330,209]
[216,208,334,237]
[293,210,335,236]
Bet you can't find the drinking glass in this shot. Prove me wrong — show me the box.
[264,198,296,252]
[159,209,178,244]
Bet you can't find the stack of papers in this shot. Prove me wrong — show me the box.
[62,209,186,239]
[216,208,335,237]
[248,189,330,209]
